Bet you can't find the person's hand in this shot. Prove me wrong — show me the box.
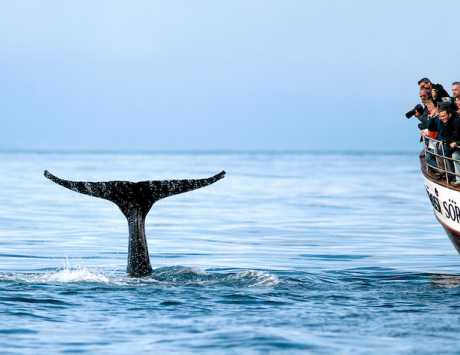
[451,142,458,149]
[420,130,427,137]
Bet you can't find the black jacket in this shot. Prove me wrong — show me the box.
[417,106,429,129]
[452,115,460,146]
[427,114,440,132]
[435,115,460,145]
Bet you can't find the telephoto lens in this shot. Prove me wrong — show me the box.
[406,109,416,118]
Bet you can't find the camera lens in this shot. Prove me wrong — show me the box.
[406,109,416,118]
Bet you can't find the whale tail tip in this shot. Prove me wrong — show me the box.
[44,170,58,182]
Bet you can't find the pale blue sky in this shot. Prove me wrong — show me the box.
[1,1,459,151]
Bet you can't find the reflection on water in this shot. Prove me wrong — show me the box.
[430,274,460,288]
[1,152,460,354]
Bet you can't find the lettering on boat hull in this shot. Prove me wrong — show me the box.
[424,177,460,253]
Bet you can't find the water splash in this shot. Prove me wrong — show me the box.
[37,266,110,283]
[0,264,278,288]
[0,261,110,284]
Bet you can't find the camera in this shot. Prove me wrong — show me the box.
[406,109,417,118]
[405,104,424,119]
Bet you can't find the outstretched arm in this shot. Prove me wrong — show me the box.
[141,170,226,200]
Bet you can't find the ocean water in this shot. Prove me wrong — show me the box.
[1,151,460,354]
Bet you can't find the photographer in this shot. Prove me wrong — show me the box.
[406,101,438,172]
[405,103,427,129]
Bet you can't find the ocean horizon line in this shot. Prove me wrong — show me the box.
[0,148,419,156]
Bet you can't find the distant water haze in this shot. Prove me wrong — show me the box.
[1,1,460,151]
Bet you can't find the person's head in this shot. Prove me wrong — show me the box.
[419,89,431,103]
[439,109,452,124]
[431,87,439,100]
[452,82,460,99]
[426,100,438,116]
[418,78,432,90]
[438,102,453,123]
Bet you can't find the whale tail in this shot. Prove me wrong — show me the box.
[44,169,225,276]
[43,170,225,216]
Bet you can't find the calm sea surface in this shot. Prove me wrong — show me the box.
[1,151,459,354]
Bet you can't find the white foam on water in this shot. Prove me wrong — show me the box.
[0,259,112,284]
[37,266,110,283]
[0,262,279,287]
[151,266,279,287]
[232,270,280,287]
[31,258,111,283]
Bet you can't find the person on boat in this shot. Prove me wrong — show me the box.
[431,86,450,104]
[418,78,450,99]
[455,97,460,117]
[451,82,460,113]
[430,102,460,184]
[424,99,439,132]
[405,99,439,173]
[419,100,439,173]
[419,88,431,105]
[424,102,443,170]
[440,102,460,186]
[431,87,442,103]
[405,103,427,125]
[426,100,438,119]
[404,89,432,128]
[452,82,460,100]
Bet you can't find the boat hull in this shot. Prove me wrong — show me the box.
[423,175,460,253]
[439,221,460,253]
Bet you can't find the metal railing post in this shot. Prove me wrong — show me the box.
[441,143,449,183]
[424,137,431,174]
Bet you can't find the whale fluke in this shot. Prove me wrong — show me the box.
[44,170,225,277]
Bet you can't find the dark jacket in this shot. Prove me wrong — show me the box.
[416,106,429,129]
[427,115,440,132]
[452,115,460,146]
[434,115,460,145]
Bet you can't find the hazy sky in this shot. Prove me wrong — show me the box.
[1,1,459,151]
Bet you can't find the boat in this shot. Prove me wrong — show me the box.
[421,137,460,252]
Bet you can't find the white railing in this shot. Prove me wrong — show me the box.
[423,136,460,183]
